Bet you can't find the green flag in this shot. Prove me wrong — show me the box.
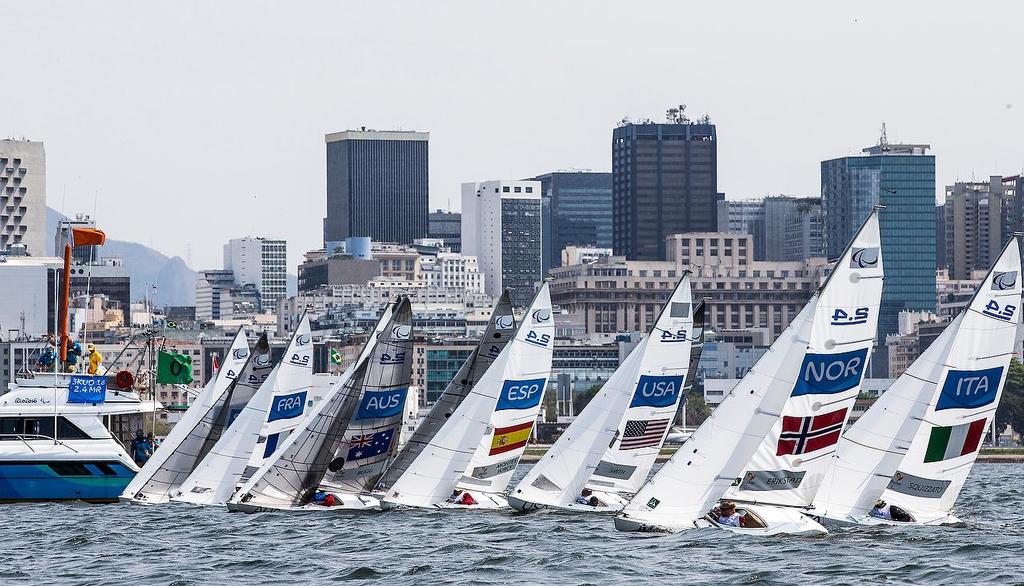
[329,347,343,365]
[157,350,193,384]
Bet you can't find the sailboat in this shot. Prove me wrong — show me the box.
[172,316,313,506]
[226,298,409,512]
[381,284,553,509]
[376,291,516,494]
[711,208,885,535]
[614,208,883,534]
[811,236,1021,526]
[507,275,699,512]
[119,328,252,504]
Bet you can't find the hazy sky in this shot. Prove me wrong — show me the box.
[3,2,1022,271]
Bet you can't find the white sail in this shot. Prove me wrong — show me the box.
[615,209,883,532]
[317,299,414,494]
[509,276,693,509]
[723,210,883,509]
[173,316,313,506]
[378,292,516,490]
[120,328,250,503]
[382,284,553,508]
[228,301,401,509]
[455,286,556,496]
[872,238,1022,522]
[589,298,705,496]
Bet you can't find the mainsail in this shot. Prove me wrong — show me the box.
[382,284,553,508]
[318,298,414,494]
[589,297,705,496]
[615,209,883,532]
[455,287,556,496]
[723,209,884,509]
[228,300,403,509]
[173,316,313,505]
[120,328,251,503]
[508,276,694,509]
[378,291,516,490]
[869,238,1021,522]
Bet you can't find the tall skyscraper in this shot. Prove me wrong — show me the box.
[612,122,717,260]
[461,180,542,306]
[223,237,287,311]
[324,129,428,247]
[822,141,936,343]
[0,139,46,256]
[531,171,612,273]
[717,196,823,261]
[944,176,1016,280]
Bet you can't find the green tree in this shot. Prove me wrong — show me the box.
[996,358,1024,442]
[683,391,711,427]
[573,383,603,416]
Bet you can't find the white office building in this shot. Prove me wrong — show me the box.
[461,180,542,306]
[224,237,287,312]
[420,252,485,294]
[0,139,47,257]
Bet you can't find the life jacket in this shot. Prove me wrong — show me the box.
[460,492,477,506]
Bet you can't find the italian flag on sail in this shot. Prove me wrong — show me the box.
[924,418,987,463]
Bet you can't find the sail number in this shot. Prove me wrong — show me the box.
[831,307,869,326]
[983,299,1016,322]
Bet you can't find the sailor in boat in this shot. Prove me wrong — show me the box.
[714,501,746,528]
[447,489,478,506]
[869,500,914,523]
[312,491,341,507]
[575,488,605,508]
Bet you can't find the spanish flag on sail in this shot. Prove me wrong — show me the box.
[489,421,534,456]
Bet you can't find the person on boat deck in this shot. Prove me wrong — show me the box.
[37,338,57,372]
[64,340,82,372]
[717,501,745,527]
[86,344,104,375]
[575,488,605,507]
[130,430,153,466]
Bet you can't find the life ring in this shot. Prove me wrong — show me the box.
[115,370,135,389]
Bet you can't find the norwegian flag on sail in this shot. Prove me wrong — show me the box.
[776,407,848,456]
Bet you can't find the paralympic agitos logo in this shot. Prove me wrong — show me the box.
[992,271,1018,291]
[850,247,879,269]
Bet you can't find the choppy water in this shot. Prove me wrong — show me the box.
[1,463,1022,585]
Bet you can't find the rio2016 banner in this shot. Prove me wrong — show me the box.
[629,375,684,408]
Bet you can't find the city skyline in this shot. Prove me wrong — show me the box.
[2,2,1023,271]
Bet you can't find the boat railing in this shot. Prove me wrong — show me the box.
[0,434,81,454]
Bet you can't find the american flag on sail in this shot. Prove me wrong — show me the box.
[620,419,670,450]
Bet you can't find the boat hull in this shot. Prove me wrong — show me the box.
[508,490,627,513]
[433,491,509,509]
[710,505,828,536]
[228,492,383,513]
[815,511,961,527]
[0,459,135,503]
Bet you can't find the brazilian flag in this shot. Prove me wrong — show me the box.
[157,350,193,384]
[329,348,343,365]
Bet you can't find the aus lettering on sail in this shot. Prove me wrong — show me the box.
[356,388,409,419]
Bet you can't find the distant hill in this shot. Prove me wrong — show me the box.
[47,208,198,307]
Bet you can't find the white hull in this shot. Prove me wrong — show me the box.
[432,491,509,510]
[706,504,827,536]
[508,490,629,513]
[815,511,961,528]
[228,492,383,513]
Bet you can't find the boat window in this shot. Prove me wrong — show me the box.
[48,462,93,476]
[737,508,767,529]
[0,417,90,440]
[93,462,119,476]
[889,505,915,523]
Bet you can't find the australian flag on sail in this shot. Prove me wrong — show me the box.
[776,407,848,456]
[347,428,395,461]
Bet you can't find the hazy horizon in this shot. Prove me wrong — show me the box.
[3,1,1021,270]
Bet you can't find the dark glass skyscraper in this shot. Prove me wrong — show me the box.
[612,122,718,260]
[532,171,612,273]
[821,143,936,343]
[324,130,428,246]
